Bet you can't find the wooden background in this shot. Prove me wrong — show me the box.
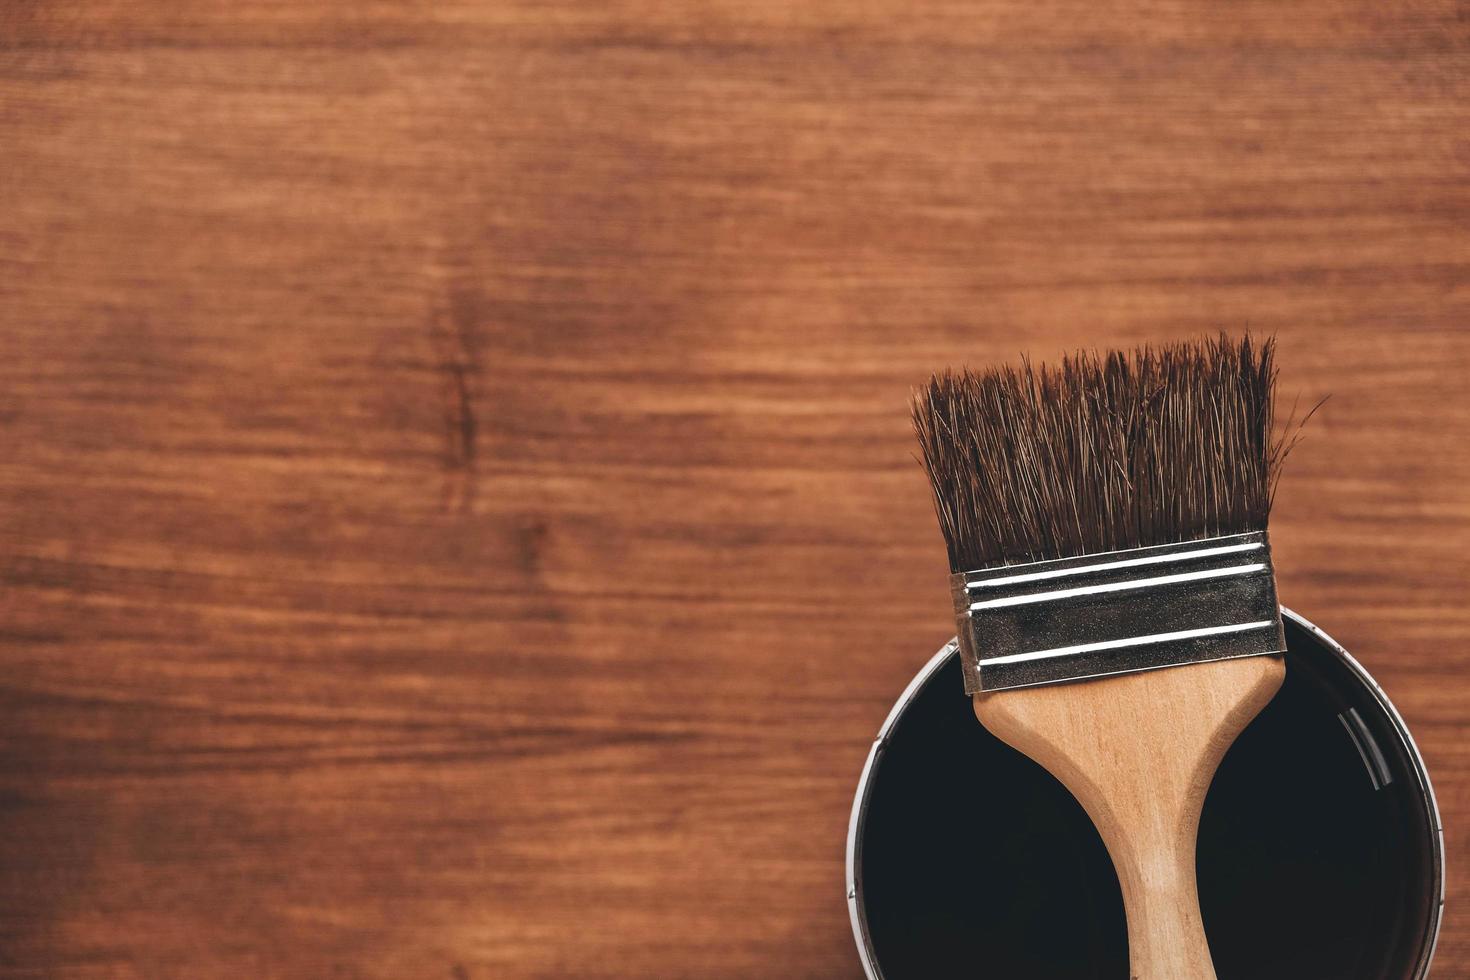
[2,1,1468,976]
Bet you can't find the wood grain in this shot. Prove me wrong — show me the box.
[1,1,1467,976]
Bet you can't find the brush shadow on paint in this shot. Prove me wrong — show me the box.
[853,614,1439,979]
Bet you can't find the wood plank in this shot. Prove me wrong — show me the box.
[1,1,1467,975]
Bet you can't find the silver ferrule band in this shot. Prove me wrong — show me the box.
[952,531,1285,693]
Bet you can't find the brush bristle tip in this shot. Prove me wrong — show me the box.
[913,334,1288,572]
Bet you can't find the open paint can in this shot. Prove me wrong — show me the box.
[847,608,1444,979]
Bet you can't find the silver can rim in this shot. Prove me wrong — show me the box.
[844,606,1446,979]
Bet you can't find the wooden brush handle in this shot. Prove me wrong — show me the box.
[974,655,1285,980]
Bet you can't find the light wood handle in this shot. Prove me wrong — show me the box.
[1101,780,1214,979]
[974,655,1285,980]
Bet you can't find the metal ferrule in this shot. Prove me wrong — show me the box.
[952,531,1285,693]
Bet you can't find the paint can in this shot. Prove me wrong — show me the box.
[847,608,1444,978]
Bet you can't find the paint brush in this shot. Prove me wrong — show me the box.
[912,335,1294,980]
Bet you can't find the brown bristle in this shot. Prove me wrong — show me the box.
[913,334,1301,572]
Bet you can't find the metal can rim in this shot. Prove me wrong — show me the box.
[844,606,1446,979]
